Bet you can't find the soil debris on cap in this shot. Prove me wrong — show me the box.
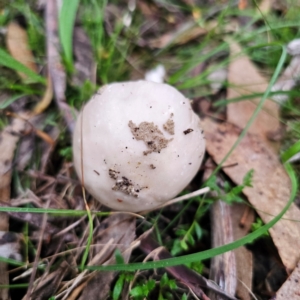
[183,128,194,135]
[128,120,172,155]
[163,116,175,135]
[109,168,120,180]
[109,168,139,197]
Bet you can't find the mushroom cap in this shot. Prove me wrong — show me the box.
[73,81,205,212]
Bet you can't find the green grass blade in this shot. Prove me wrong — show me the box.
[0,256,24,266]
[59,0,80,70]
[0,94,26,110]
[80,200,94,270]
[0,48,45,84]
[0,206,109,217]
[214,90,299,107]
[0,284,29,288]
[282,140,300,163]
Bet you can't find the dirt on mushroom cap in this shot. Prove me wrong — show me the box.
[128,120,172,155]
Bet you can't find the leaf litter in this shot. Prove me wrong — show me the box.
[203,118,300,271]
[202,36,300,298]
[1,1,300,299]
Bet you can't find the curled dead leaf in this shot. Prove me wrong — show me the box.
[6,22,38,80]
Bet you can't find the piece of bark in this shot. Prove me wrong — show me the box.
[139,230,238,300]
[45,0,76,134]
[209,200,237,300]
[204,159,253,300]
[226,40,280,149]
[203,160,237,300]
[275,261,300,300]
[202,118,300,272]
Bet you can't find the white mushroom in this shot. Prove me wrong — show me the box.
[73,81,205,212]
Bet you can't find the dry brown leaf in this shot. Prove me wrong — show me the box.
[147,20,216,49]
[202,118,300,271]
[238,0,248,10]
[6,22,38,80]
[276,261,300,300]
[226,40,280,148]
[137,1,158,17]
[258,0,272,13]
[6,22,54,115]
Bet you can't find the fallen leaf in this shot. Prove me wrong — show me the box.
[275,261,300,300]
[226,40,280,148]
[239,0,248,10]
[6,22,38,80]
[258,0,272,13]
[146,20,216,49]
[137,0,158,18]
[202,118,300,271]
